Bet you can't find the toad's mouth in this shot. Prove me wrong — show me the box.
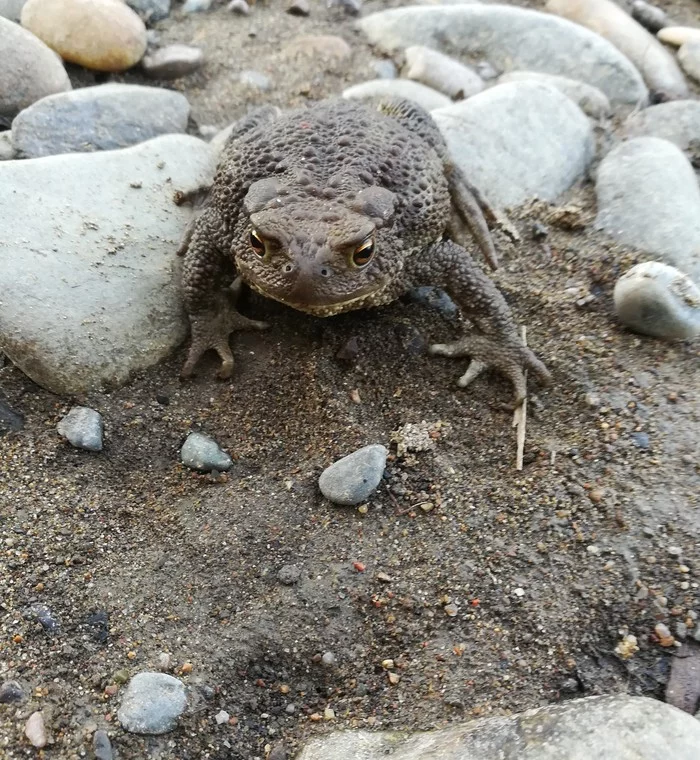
[243,276,392,317]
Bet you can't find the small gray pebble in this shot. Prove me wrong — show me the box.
[26,603,60,634]
[142,45,204,79]
[321,651,336,667]
[318,444,388,505]
[675,622,688,640]
[180,432,232,472]
[182,0,211,12]
[371,59,397,79]
[285,703,296,714]
[286,0,309,15]
[117,672,187,735]
[57,406,103,452]
[268,744,287,760]
[668,546,683,557]
[239,69,272,91]
[278,564,302,585]
[630,432,650,449]
[475,60,499,80]
[227,0,250,13]
[327,0,361,15]
[93,729,113,760]
[0,680,25,703]
[630,0,668,34]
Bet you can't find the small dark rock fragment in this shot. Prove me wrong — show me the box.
[0,395,24,434]
[26,603,60,635]
[93,729,114,760]
[86,611,110,643]
[665,643,700,714]
[630,1,668,34]
[0,680,25,703]
[278,564,302,585]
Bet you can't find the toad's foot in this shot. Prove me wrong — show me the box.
[181,282,268,379]
[430,334,551,407]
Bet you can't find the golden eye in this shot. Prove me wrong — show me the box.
[250,229,266,257]
[352,237,375,268]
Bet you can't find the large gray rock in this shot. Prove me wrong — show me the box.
[357,4,648,104]
[0,16,71,120]
[595,137,700,281]
[118,672,186,735]
[624,100,700,152]
[297,695,700,760]
[11,83,190,158]
[343,79,451,111]
[0,134,216,395]
[432,81,594,208]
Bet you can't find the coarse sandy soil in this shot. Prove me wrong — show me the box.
[1,0,700,758]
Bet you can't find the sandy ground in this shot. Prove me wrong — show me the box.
[1,0,699,758]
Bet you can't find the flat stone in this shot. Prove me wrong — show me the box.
[546,0,687,100]
[613,262,700,340]
[181,0,211,12]
[12,84,190,158]
[357,4,648,104]
[498,71,611,118]
[117,672,187,735]
[343,79,451,112]
[678,41,700,84]
[297,695,700,760]
[624,101,700,152]
[319,444,388,506]
[404,46,483,99]
[24,711,47,748]
[0,396,23,434]
[658,26,700,47]
[93,729,113,760]
[281,34,352,71]
[595,137,700,281]
[0,134,215,395]
[0,16,71,120]
[0,0,25,20]
[180,432,233,472]
[142,45,203,79]
[57,406,103,451]
[21,0,147,73]
[432,81,594,208]
[126,0,170,23]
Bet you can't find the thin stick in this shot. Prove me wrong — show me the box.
[513,326,528,471]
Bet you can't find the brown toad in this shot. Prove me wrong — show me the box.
[179,98,550,404]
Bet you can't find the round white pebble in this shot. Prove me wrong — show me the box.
[613,262,700,340]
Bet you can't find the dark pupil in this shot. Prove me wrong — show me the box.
[355,242,373,264]
[250,232,264,253]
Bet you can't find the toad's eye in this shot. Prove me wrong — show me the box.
[352,236,375,268]
[250,229,266,257]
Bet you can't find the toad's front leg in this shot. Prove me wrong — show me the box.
[404,240,551,406]
[181,210,268,379]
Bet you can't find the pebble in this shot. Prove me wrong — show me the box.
[328,0,361,15]
[181,433,232,472]
[0,130,14,160]
[630,1,668,34]
[595,138,700,281]
[358,4,647,104]
[57,407,104,451]
[657,27,700,47]
[678,42,700,85]
[239,69,272,91]
[655,623,675,646]
[0,680,25,703]
[668,546,683,557]
[321,652,337,667]
[0,0,25,20]
[21,0,148,73]
[613,262,700,341]
[318,444,388,506]
[142,45,203,79]
[117,672,187,734]
[182,0,211,12]
[93,729,113,760]
[286,0,309,15]
[26,602,60,633]
[25,711,48,748]
[282,34,352,72]
[215,710,230,724]
[546,0,687,100]
[278,564,302,585]
[498,71,611,119]
[0,16,71,120]
[0,395,23,434]
[403,46,483,99]
[12,84,190,159]
[624,100,700,153]
[343,79,451,112]
[432,81,593,208]
[126,0,170,23]
[371,59,397,79]
[227,0,249,13]
[296,695,700,759]
[157,652,172,671]
[0,134,214,394]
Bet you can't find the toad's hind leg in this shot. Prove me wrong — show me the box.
[181,210,268,379]
[374,96,500,271]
